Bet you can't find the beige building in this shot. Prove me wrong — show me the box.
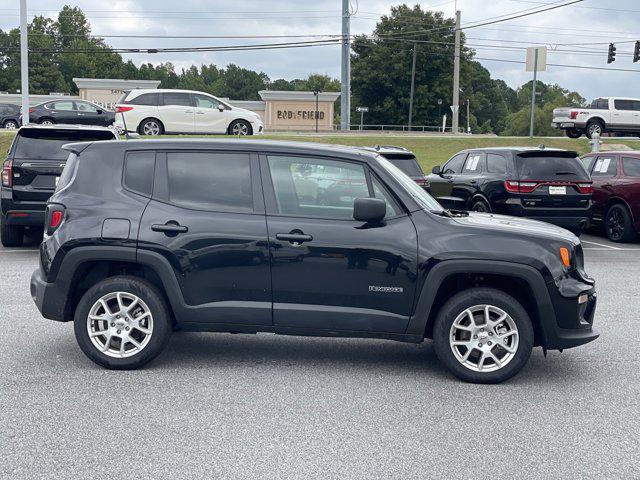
[73,78,161,108]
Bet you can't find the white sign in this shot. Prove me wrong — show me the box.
[526,46,547,72]
[356,106,369,113]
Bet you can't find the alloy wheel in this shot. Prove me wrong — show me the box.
[4,121,18,130]
[142,121,160,135]
[607,208,625,241]
[87,292,154,358]
[588,123,602,136]
[232,122,249,135]
[449,304,519,372]
[40,120,54,125]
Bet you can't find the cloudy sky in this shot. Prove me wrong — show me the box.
[2,0,640,99]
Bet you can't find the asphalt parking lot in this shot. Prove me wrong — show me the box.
[1,233,639,479]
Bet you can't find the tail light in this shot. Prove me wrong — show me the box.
[1,159,12,187]
[569,110,578,120]
[115,106,133,113]
[45,204,66,235]
[28,107,35,114]
[576,183,594,194]
[504,180,538,193]
[415,178,429,187]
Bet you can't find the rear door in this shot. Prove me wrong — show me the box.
[137,149,271,326]
[74,101,102,126]
[193,93,229,133]
[261,153,418,333]
[158,92,195,133]
[620,157,640,230]
[47,101,78,124]
[589,154,620,221]
[9,128,117,203]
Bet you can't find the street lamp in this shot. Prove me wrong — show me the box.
[437,98,443,121]
[313,90,321,133]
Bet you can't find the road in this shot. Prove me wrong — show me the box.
[1,233,639,479]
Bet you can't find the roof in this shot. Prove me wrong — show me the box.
[62,138,379,160]
[456,146,575,154]
[72,78,160,90]
[582,150,640,156]
[18,123,118,133]
[360,145,413,154]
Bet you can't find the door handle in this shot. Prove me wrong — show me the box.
[602,183,612,189]
[196,111,205,115]
[152,222,188,234]
[470,180,477,184]
[276,233,313,245]
[184,110,194,113]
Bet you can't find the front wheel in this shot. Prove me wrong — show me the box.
[3,120,18,130]
[565,128,582,139]
[73,276,172,369]
[585,120,604,139]
[605,204,636,242]
[229,120,252,136]
[433,288,534,384]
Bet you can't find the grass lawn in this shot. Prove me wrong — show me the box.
[3,131,640,171]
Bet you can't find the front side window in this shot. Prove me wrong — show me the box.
[592,156,617,177]
[166,152,253,212]
[268,156,399,219]
[622,157,640,177]
[194,94,222,109]
[50,101,75,111]
[162,93,192,107]
[443,153,467,174]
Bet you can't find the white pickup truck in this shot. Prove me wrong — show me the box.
[552,97,640,139]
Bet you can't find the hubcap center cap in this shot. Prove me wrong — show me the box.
[477,331,489,341]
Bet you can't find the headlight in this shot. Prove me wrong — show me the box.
[559,247,571,268]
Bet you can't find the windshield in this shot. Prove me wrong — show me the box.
[375,155,443,211]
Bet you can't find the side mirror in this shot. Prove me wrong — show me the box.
[96,109,103,114]
[432,165,442,175]
[218,104,225,112]
[353,198,386,224]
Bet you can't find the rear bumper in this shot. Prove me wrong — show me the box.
[2,210,45,227]
[30,265,67,322]
[505,202,591,231]
[551,121,586,129]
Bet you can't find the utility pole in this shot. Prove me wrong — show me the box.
[466,98,470,134]
[340,0,351,131]
[20,0,29,125]
[408,42,417,130]
[529,49,538,138]
[451,10,461,134]
[314,90,320,133]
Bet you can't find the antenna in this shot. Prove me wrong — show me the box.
[120,111,131,139]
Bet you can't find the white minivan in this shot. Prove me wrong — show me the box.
[114,89,264,136]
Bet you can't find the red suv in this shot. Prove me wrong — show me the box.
[580,151,640,242]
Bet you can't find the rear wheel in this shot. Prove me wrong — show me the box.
[1,221,24,247]
[565,128,582,139]
[605,204,636,242]
[39,118,55,125]
[73,276,172,369]
[139,118,163,136]
[471,198,491,213]
[229,119,252,136]
[433,287,534,384]
[3,120,18,130]
[585,120,604,139]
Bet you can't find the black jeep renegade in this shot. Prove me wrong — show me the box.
[30,139,598,383]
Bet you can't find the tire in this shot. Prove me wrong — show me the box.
[471,198,491,213]
[1,221,24,247]
[585,120,604,139]
[229,119,252,136]
[605,204,636,242]
[432,287,534,384]
[3,120,18,130]
[39,118,55,125]
[73,276,172,369]
[138,118,164,136]
[565,128,582,139]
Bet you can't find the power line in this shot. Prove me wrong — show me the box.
[461,0,584,30]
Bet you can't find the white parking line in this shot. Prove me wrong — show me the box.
[0,249,39,253]
[581,240,622,250]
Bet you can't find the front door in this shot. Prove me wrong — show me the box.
[589,154,619,222]
[193,93,230,133]
[261,154,418,333]
[158,92,195,133]
[74,101,102,126]
[138,150,271,325]
[428,152,467,201]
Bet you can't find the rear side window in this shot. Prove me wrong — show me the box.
[55,153,79,192]
[50,101,75,111]
[124,151,155,196]
[516,154,589,181]
[590,98,609,109]
[443,153,466,174]
[486,153,508,174]
[383,155,423,176]
[462,153,484,173]
[166,152,253,212]
[592,156,617,177]
[129,93,159,106]
[13,129,116,160]
[162,93,192,107]
[623,157,640,177]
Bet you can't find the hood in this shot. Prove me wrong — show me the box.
[452,212,579,246]
[231,107,260,118]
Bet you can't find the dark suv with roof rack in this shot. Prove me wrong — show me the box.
[30,139,598,383]
[426,147,593,234]
[361,145,429,190]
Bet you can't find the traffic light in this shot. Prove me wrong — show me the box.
[607,43,616,63]
[634,41,640,63]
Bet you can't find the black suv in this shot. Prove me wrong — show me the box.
[30,139,598,383]
[0,103,20,130]
[361,145,429,189]
[1,125,118,246]
[426,147,593,234]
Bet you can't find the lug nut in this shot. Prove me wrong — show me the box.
[488,341,492,346]
[110,323,115,327]
[473,335,478,339]
[125,326,129,331]
[480,328,484,332]
[116,315,120,319]
[488,332,493,336]
[117,329,121,334]
[478,343,483,347]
